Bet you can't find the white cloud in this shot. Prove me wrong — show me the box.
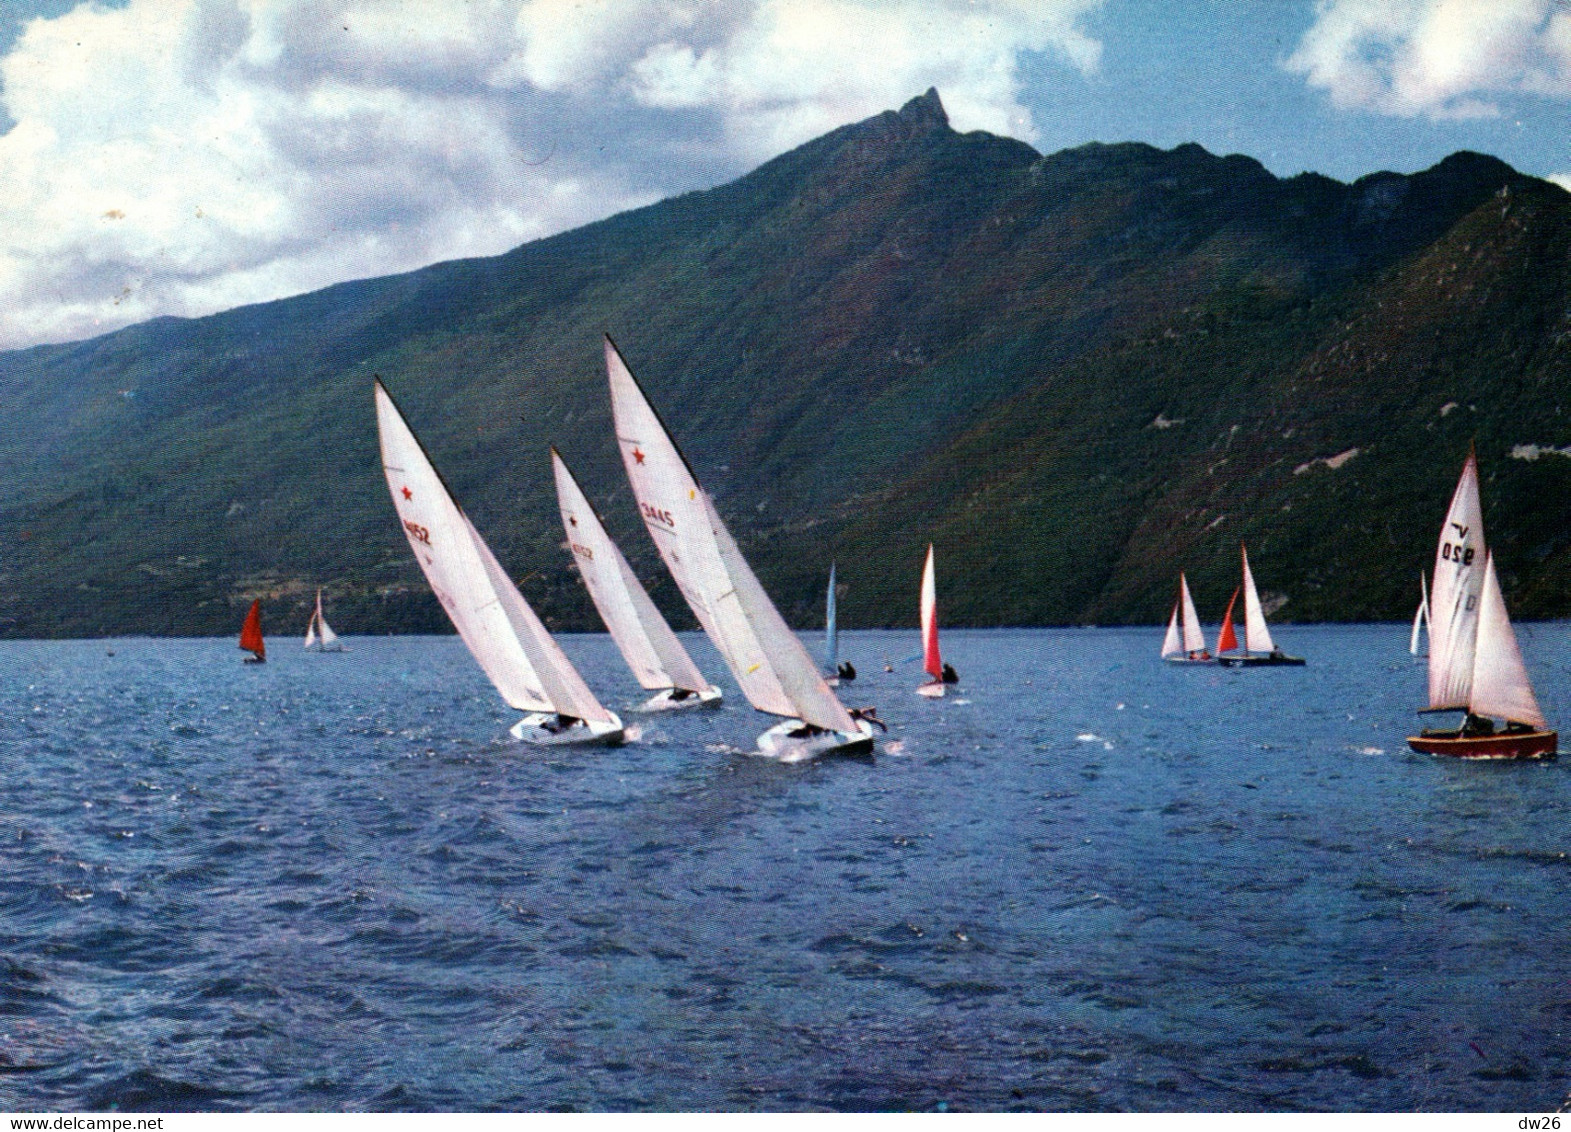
[1286,0,1571,119]
[0,0,1102,349]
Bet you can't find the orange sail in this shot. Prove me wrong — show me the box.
[239,599,265,661]
[1216,587,1240,654]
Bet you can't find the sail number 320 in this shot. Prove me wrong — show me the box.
[1441,542,1474,566]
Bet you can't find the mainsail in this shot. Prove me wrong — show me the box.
[375,381,615,726]
[825,563,838,673]
[551,448,710,695]
[1179,574,1205,654]
[1427,453,1486,711]
[1240,545,1276,655]
[921,545,941,681]
[239,599,265,661]
[305,588,341,651]
[605,336,857,734]
[1216,587,1240,654]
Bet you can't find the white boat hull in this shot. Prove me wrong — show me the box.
[636,686,723,713]
[510,712,625,747]
[917,681,946,697]
[756,718,876,762]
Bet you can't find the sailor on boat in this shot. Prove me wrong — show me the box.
[941,662,959,683]
[838,661,857,681]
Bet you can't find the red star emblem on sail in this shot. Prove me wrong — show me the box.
[401,486,412,500]
[632,448,646,465]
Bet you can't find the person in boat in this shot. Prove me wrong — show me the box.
[941,662,959,684]
[668,688,693,702]
[787,722,828,739]
[1461,713,1495,737]
[540,713,580,734]
[1187,650,1210,661]
[849,706,887,732]
[838,661,857,681]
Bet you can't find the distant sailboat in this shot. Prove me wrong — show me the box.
[605,335,877,760]
[1409,571,1430,658]
[239,599,266,664]
[1160,573,1212,663]
[551,448,721,712]
[917,545,956,696]
[303,588,345,652]
[1408,452,1555,759]
[824,563,841,684]
[375,380,623,746]
[1217,545,1304,666]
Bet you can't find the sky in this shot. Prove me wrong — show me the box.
[0,0,1568,351]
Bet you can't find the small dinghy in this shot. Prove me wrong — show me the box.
[1408,451,1555,759]
[303,588,346,652]
[1160,574,1213,664]
[1216,545,1304,667]
[606,336,876,760]
[916,545,957,696]
[376,380,623,747]
[552,449,721,713]
[239,599,266,664]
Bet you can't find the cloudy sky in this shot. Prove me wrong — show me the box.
[0,0,1568,350]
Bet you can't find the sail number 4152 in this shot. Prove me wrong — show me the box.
[1441,542,1474,566]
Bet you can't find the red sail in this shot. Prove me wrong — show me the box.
[1216,587,1240,654]
[239,599,265,659]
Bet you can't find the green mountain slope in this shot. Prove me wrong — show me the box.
[1,89,1568,637]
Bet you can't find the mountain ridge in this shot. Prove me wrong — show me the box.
[1,90,1568,638]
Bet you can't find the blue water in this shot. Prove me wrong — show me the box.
[2,625,1570,1112]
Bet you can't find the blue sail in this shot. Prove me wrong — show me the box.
[825,563,838,671]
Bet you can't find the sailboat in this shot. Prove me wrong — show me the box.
[1408,452,1555,759]
[375,380,623,746]
[1410,572,1430,659]
[824,563,853,684]
[239,599,266,664]
[303,588,346,652]
[917,545,955,696]
[551,447,721,712]
[1216,545,1304,666]
[1160,573,1213,663]
[604,335,877,760]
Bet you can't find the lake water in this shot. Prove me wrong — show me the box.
[2,625,1569,1112]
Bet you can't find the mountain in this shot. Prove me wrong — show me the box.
[1,89,1569,638]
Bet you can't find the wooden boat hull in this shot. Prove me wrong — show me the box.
[757,718,876,762]
[1218,654,1305,667]
[637,686,723,713]
[510,712,625,747]
[1407,729,1557,760]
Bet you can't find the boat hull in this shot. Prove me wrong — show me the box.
[510,712,625,747]
[1218,654,1305,667]
[917,681,946,698]
[637,686,723,713]
[1162,655,1214,665]
[756,718,876,762]
[1407,729,1557,759]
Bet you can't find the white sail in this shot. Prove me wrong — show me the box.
[304,606,318,650]
[1427,453,1486,711]
[1161,601,1182,657]
[317,609,340,650]
[1240,546,1276,654]
[551,448,710,694]
[1469,553,1546,728]
[606,336,858,734]
[1179,574,1205,654]
[1409,572,1429,656]
[375,381,615,726]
